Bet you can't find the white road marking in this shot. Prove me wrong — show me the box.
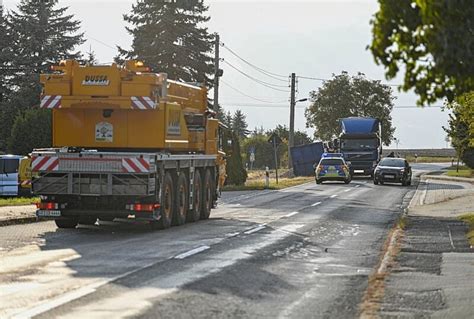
[225,232,240,238]
[311,201,322,207]
[330,194,338,198]
[244,225,266,234]
[344,189,352,192]
[284,212,299,218]
[355,185,361,188]
[174,245,210,260]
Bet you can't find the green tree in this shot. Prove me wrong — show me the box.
[232,109,249,138]
[8,0,84,93]
[266,124,313,146]
[305,72,395,146]
[444,93,474,168]
[1,0,83,153]
[118,0,214,86]
[8,109,52,155]
[370,0,474,105]
[241,132,286,170]
[0,4,13,103]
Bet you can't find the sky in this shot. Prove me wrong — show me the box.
[3,0,452,149]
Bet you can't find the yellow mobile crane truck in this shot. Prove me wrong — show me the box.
[32,60,224,229]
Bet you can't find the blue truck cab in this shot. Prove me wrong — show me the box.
[338,117,382,176]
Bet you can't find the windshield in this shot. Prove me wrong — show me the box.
[0,159,19,174]
[379,158,405,167]
[341,139,378,150]
[320,159,344,165]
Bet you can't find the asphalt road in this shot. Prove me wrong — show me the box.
[0,164,444,318]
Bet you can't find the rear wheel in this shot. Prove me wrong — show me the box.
[188,170,202,223]
[173,173,188,226]
[159,172,174,229]
[55,218,78,229]
[201,169,213,220]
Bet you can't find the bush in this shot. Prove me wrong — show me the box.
[223,130,247,185]
[8,108,52,155]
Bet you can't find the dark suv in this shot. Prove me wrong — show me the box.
[373,158,412,186]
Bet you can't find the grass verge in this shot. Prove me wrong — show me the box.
[446,168,473,178]
[0,197,39,207]
[223,176,314,191]
[459,213,474,246]
[405,156,452,163]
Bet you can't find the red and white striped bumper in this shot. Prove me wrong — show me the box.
[131,96,156,110]
[32,156,59,172]
[40,95,62,109]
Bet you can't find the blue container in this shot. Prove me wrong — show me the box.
[290,142,325,176]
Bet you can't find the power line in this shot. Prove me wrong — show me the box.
[223,60,290,92]
[298,74,403,87]
[219,102,445,109]
[221,43,289,81]
[221,80,288,104]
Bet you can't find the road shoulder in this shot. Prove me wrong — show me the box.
[367,173,474,318]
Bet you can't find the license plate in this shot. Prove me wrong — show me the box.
[384,175,395,179]
[36,210,61,217]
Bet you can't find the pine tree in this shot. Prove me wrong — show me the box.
[1,0,83,153]
[0,4,13,102]
[118,0,214,86]
[8,0,84,96]
[232,109,249,138]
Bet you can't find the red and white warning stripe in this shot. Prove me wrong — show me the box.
[21,180,32,186]
[122,158,150,173]
[32,156,59,172]
[40,95,62,109]
[131,96,156,110]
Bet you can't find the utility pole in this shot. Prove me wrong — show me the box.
[288,73,296,169]
[213,33,220,110]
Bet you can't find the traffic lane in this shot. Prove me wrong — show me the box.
[0,181,364,317]
[31,181,413,318]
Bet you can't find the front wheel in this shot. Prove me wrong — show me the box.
[55,218,78,229]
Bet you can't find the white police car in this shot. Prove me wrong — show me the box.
[314,153,351,184]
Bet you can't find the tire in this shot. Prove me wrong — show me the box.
[402,179,407,186]
[201,169,213,220]
[55,218,78,229]
[78,217,97,225]
[188,170,202,223]
[173,173,188,226]
[374,179,379,185]
[159,172,174,229]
